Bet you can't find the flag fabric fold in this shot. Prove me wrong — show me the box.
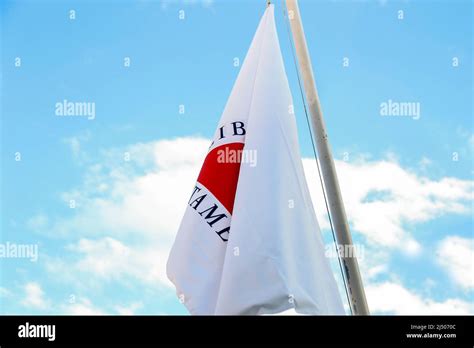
[166,5,344,315]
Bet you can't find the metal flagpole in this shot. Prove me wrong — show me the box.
[284,0,370,315]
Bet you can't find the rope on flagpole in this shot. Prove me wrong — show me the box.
[281,0,353,315]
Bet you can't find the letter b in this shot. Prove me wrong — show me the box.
[231,121,246,136]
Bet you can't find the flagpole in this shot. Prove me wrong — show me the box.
[284,0,369,315]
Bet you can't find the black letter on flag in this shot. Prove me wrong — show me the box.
[188,186,202,204]
[231,121,246,136]
[189,194,206,210]
[198,204,228,227]
[215,226,230,242]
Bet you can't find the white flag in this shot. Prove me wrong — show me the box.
[167,5,344,315]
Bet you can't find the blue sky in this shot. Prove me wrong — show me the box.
[0,0,472,315]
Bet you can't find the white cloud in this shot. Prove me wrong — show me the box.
[0,287,11,298]
[367,281,473,315]
[61,298,105,315]
[303,158,472,254]
[60,237,172,288]
[418,156,432,171]
[26,213,49,230]
[366,264,388,280]
[436,236,474,290]
[16,282,109,314]
[21,282,49,310]
[62,131,91,164]
[70,237,132,280]
[114,302,143,315]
